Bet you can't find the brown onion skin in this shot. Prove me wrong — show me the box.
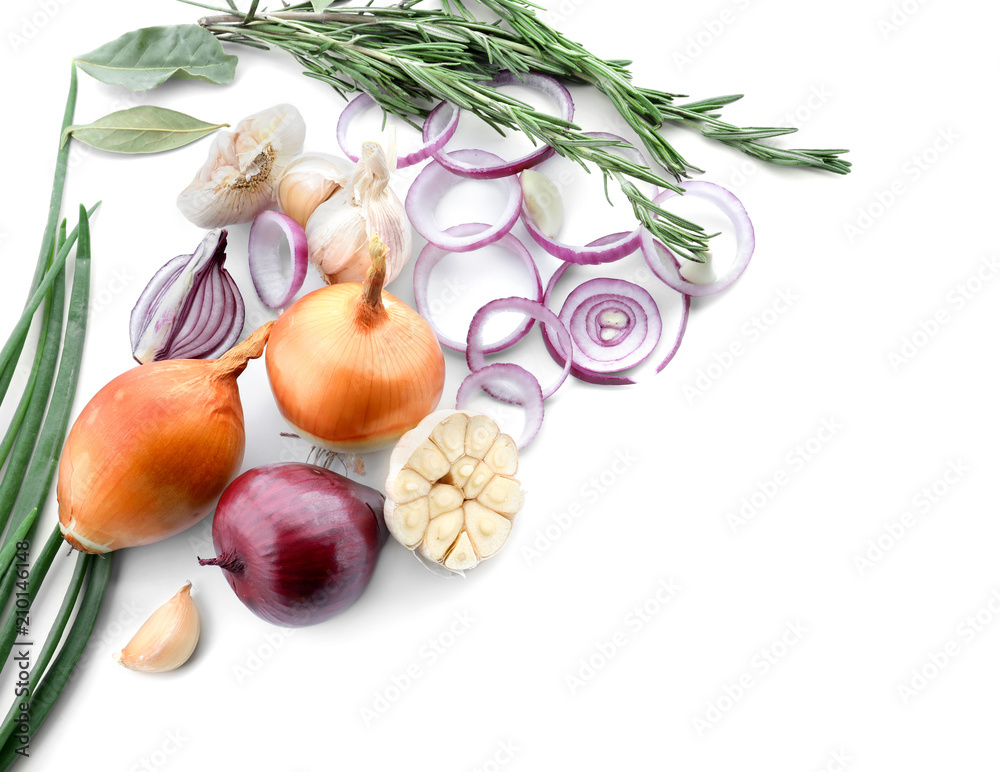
[57,359,246,553]
[265,284,446,454]
[200,463,387,627]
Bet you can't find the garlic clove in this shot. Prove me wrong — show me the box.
[431,412,468,463]
[177,104,306,228]
[465,415,500,459]
[521,168,563,238]
[444,532,479,572]
[113,583,200,673]
[391,468,432,505]
[679,251,717,285]
[419,509,464,563]
[278,152,353,228]
[304,140,412,286]
[391,498,430,547]
[464,501,512,559]
[428,484,464,519]
[384,409,525,575]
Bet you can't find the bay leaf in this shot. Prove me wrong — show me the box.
[75,25,237,91]
[62,107,228,154]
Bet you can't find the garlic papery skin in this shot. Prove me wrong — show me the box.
[114,583,200,673]
[305,140,411,286]
[384,409,524,574]
[278,152,353,228]
[178,104,306,228]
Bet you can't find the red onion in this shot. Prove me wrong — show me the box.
[405,149,523,252]
[466,296,573,400]
[248,210,309,309]
[338,94,460,168]
[427,71,575,179]
[412,224,542,353]
[456,363,545,448]
[198,463,387,627]
[129,228,245,363]
[540,236,691,385]
[639,181,755,296]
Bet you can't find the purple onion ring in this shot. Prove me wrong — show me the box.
[338,94,460,169]
[413,224,542,353]
[456,363,545,449]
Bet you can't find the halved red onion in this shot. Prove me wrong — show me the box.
[467,296,573,400]
[639,181,755,296]
[520,132,653,264]
[405,150,523,252]
[456,363,544,449]
[413,224,542,353]
[130,229,245,364]
[248,210,308,309]
[541,237,690,385]
[338,94,460,169]
[427,71,575,180]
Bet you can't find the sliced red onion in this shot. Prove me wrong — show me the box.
[405,150,523,252]
[248,210,308,309]
[639,181,755,296]
[541,237,690,385]
[130,229,245,364]
[413,224,542,353]
[338,94,460,169]
[520,132,653,264]
[456,363,544,449]
[467,296,573,400]
[427,71,575,180]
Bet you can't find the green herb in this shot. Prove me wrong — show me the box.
[63,106,228,154]
[74,24,237,90]
[181,0,849,261]
[0,70,110,764]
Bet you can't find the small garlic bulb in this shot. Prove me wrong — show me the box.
[278,152,353,228]
[384,410,525,574]
[114,583,200,673]
[177,104,306,228]
[305,140,411,286]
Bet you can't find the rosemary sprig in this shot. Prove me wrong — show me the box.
[190,0,850,261]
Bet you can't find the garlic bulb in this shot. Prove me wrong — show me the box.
[384,410,525,574]
[114,583,200,673]
[305,140,411,286]
[277,152,353,227]
[177,104,306,228]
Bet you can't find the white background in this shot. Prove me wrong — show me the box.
[1,0,998,770]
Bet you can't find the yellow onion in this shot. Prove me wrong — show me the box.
[265,233,445,453]
[57,323,273,554]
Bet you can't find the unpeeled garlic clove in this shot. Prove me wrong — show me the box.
[384,410,525,575]
[113,583,200,673]
[278,152,353,228]
[521,168,563,238]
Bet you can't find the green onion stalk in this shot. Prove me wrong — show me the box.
[186,0,850,262]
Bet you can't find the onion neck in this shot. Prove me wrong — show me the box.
[198,551,246,574]
[356,231,390,329]
[209,320,274,381]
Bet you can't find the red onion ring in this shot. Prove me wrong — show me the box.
[456,363,544,449]
[520,132,654,264]
[413,224,542,353]
[405,149,523,252]
[427,71,575,180]
[248,210,308,309]
[639,181,755,296]
[467,296,573,400]
[541,236,690,385]
[338,94,460,169]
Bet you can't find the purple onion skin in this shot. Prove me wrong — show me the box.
[200,463,387,627]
